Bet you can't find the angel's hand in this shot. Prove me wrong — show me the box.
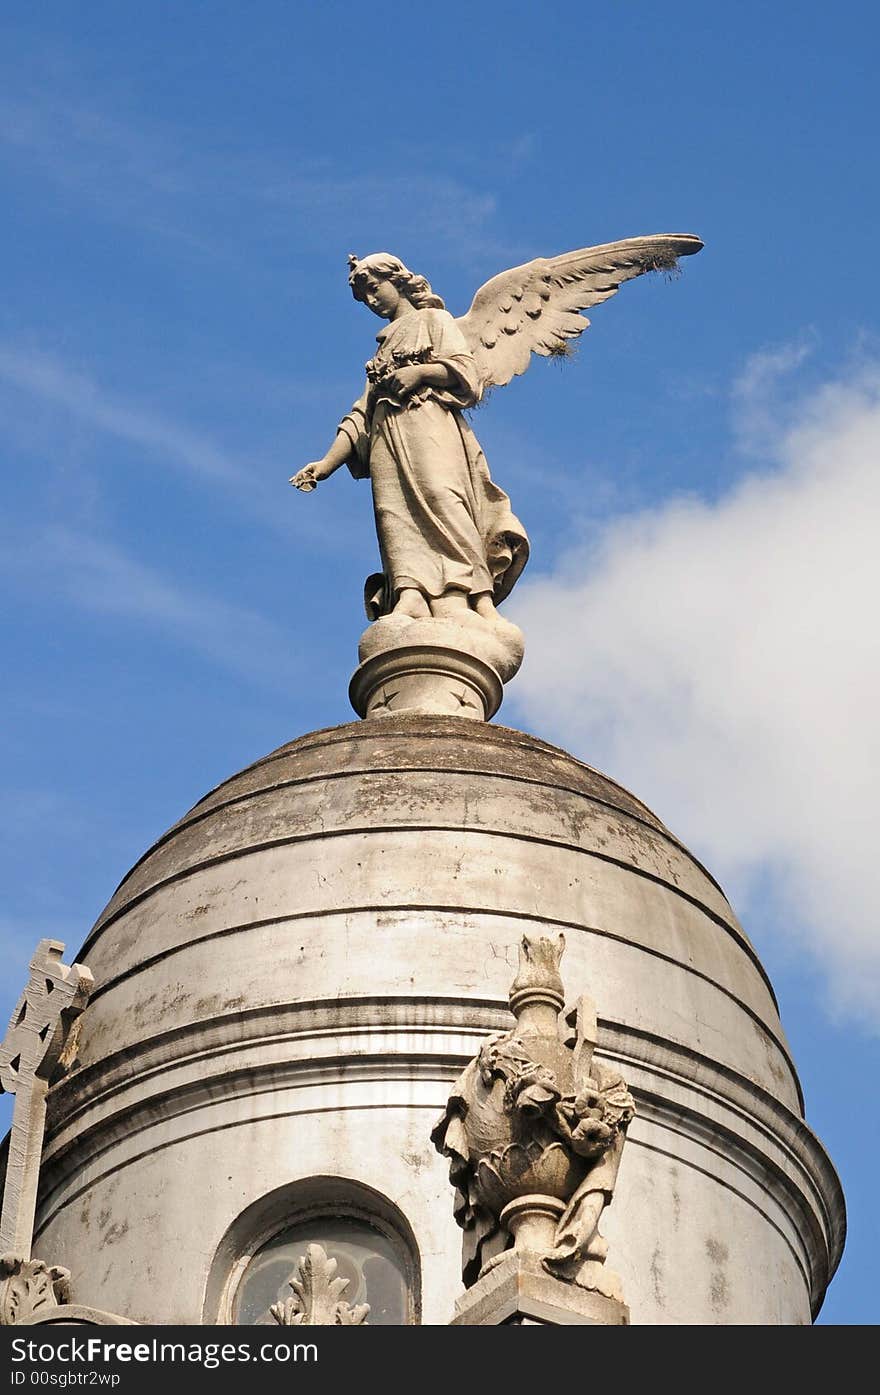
[290,463,321,492]
[385,365,425,399]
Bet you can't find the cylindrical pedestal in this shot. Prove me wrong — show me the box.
[501,1194,565,1257]
[350,613,524,720]
[350,644,502,720]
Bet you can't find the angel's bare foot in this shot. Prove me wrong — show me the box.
[393,587,430,619]
[430,589,468,618]
[473,592,498,620]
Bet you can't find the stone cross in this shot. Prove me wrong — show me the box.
[0,940,93,1258]
[564,993,599,1086]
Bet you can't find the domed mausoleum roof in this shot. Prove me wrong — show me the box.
[36,716,844,1325]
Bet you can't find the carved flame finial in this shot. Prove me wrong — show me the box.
[509,932,566,1017]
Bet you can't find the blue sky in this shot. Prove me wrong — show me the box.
[1,1,878,1324]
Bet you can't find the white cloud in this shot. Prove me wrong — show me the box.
[508,349,880,1030]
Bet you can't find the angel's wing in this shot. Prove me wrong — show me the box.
[456,234,703,390]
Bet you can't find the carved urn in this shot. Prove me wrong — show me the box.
[456,937,588,1211]
[433,932,635,1316]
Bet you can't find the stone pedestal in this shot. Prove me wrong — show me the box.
[451,1253,630,1326]
[502,1194,566,1256]
[349,613,524,720]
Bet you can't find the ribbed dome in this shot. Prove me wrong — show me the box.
[36,716,844,1324]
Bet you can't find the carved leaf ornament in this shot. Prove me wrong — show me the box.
[0,1256,70,1326]
[270,1244,369,1326]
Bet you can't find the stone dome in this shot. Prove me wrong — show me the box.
[35,715,844,1324]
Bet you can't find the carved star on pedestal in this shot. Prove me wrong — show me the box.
[452,688,479,711]
[371,687,399,713]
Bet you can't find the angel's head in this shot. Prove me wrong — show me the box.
[347,253,445,318]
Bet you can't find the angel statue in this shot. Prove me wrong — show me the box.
[291,236,702,625]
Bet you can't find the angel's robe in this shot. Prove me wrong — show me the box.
[337,307,529,614]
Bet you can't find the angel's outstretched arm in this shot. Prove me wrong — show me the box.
[291,386,370,491]
[289,430,353,492]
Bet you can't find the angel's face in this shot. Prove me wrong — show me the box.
[358,276,402,321]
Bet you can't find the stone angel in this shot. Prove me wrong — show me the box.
[291,236,702,623]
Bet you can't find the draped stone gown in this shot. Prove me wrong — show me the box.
[338,307,529,616]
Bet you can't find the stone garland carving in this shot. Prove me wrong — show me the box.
[0,939,93,1325]
[270,1244,369,1326]
[432,934,635,1316]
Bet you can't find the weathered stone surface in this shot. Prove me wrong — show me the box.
[34,716,843,1324]
[451,1251,629,1326]
[358,614,524,681]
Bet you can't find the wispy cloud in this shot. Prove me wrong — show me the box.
[0,346,245,484]
[1,92,186,195]
[0,342,359,555]
[1,89,508,267]
[1,525,305,693]
[262,171,503,266]
[508,345,880,1030]
[731,333,818,451]
[0,92,216,251]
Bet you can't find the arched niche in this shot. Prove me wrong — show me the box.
[202,1176,421,1325]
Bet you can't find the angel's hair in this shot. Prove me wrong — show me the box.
[347,253,445,310]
